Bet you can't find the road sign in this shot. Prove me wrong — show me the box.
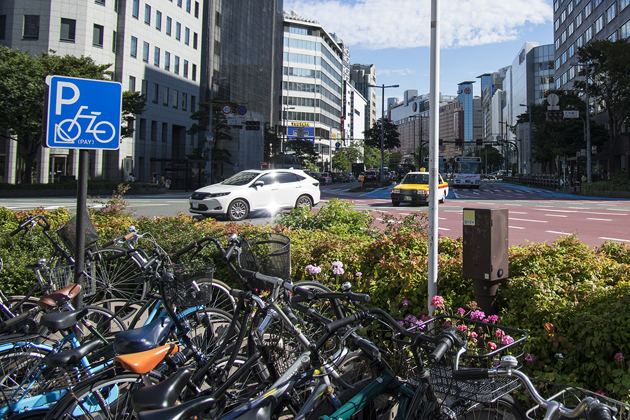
[46,76,122,150]
[234,162,239,169]
[564,110,579,118]
[237,106,247,115]
[227,118,242,125]
[547,93,560,107]
[221,104,232,114]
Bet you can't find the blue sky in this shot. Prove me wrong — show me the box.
[284,0,554,112]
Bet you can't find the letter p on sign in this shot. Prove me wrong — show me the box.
[55,81,80,115]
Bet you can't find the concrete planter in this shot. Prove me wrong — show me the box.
[0,187,165,198]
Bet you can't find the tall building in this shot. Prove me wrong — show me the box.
[282,11,344,171]
[350,64,377,132]
[0,0,283,185]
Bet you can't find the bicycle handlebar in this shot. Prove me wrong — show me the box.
[10,215,50,236]
[174,237,227,257]
[453,365,615,420]
[238,269,315,300]
[102,232,135,248]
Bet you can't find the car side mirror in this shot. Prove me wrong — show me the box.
[253,181,264,188]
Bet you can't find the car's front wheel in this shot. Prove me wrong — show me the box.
[392,201,400,207]
[439,191,446,203]
[228,199,249,221]
[295,195,313,210]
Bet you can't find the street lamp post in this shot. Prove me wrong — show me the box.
[519,103,532,176]
[368,83,399,182]
[207,76,228,184]
[282,106,295,169]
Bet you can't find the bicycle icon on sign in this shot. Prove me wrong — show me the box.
[55,106,116,144]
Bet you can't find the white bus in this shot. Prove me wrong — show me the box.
[452,156,482,188]
[422,156,448,179]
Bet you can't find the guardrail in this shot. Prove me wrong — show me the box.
[501,174,573,190]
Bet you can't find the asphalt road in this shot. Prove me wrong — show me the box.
[2,181,629,248]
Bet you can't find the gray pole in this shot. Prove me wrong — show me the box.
[585,64,592,182]
[428,0,440,314]
[207,77,214,185]
[380,85,385,182]
[73,149,89,308]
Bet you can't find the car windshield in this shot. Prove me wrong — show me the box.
[221,171,260,186]
[401,174,429,184]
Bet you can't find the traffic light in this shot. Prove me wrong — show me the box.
[245,121,261,131]
[455,138,463,146]
[546,110,564,124]
[476,139,483,146]
[439,139,443,146]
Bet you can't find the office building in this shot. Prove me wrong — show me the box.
[350,64,377,132]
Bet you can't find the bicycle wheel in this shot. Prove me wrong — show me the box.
[194,279,236,314]
[84,247,147,315]
[0,346,54,409]
[71,305,127,343]
[43,371,162,420]
[176,307,236,358]
[464,395,527,420]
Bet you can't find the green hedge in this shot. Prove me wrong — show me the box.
[1,200,629,401]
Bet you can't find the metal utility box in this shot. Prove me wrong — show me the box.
[462,208,509,281]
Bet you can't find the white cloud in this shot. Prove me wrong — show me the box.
[377,68,418,77]
[283,0,552,50]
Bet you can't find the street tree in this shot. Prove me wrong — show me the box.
[264,126,281,164]
[363,118,401,150]
[388,151,403,170]
[331,151,349,171]
[573,39,630,174]
[285,139,318,165]
[336,143,362,164]
[515,90,607,173]
[364,145,387,169]
[0,47,145,184]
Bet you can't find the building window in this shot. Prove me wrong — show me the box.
[606,4,616,23]
[555,18,560,31]
[584,24,593,42]
[560,9,567,23]
[23,15,40,39]
[162,123,168,142]
[139,118,147,140]
[177,0,182,7]
[576,11,583,27]
[561,30,567,44]
[561,50,567,65]
[554,0,559,11]
[192,64,197,81]
[163,87,169,106]
[175,22,181,40]
[609,31,618,41]
[93,24,104,47]
[555,57,561,69]
[183,60,188,78]
[129,75,136,91]
[154,46,160,66]
[191,96,196,113]
[214,40,220,55]
[60,18,76,42]
[567,1,574,15]
[621,19,630,38]
[562,72,568,85]
[186,0,191,12]
[568,21,574,36]
[143,41,149,62]
[174,56,180,74]
[156,10,162,30]
[182,92,187,111]
[130,36,138,57]
[0,15,6,40]
[193,32,198,49]
[185,27,189,45]
[132,0,139,18]
[166,17,172,35]
[165,51,170,71]
[569,66,576,80]
[141,79,148,96]
[194,1,199,17]
[622,0,630,11]
[569,43,575,57]
[172,90,178,109]
[215,11,221,27]
[556,78,562,90]
[144,4,151,25]
[95,0,105,4]
[594,0,602,8]
[151,120,157,141]
[595,14,604,33]
[576,33,584,47]
[555,37,560,50]
[584,1,592,18]
[112,30,117,52]
[152,83,159,103]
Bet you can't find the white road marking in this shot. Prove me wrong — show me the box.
[532,208,577,213]
[510,211,528,214]
[509,226,525,229]
[438,227,451,231]
[599,236,630,242]
[547,231,571,235]
[545,214,568,217]
[587,218,613,221]
[509,218,548,223]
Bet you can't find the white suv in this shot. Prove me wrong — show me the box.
[189,169,321,221]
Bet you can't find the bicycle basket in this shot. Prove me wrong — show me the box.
[238,233,291,290]
[56,210,100,256]
[403,315,527,405]
[164,261,216,309]
[49,263,97,296]
[526,385,630,420]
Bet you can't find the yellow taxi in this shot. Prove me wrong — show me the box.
[391,171,449,206]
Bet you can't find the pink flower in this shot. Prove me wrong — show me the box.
[443,321,451,327]
[470,310,485,320]
[457,308,465,315]
[488,342,497,350]
[524,354,534,363]
[430,295,444,308]
[355,272,362,277]
[457,325,468,331]
[402,300,409,306]
[596,391,607,397]
[495,329,505,338]
[614,352,624,362]
[469,332,478,338]
[487,315,499,323]
[501,335,514,345]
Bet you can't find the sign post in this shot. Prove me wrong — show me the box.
[46,76,122,307]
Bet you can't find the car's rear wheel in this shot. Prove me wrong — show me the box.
[295,195,313,210]
[228,199,249,221]
[392,201,400,207]
[439,191,446,203]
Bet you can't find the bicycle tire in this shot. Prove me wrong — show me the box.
[0,346,54,411]
[72,305,127,343]
[464,395,527,420]
[42,370,163,420]
[193,279,236,314]
[176,307,237,358]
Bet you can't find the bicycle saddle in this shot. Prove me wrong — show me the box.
[131,366,193,412]
[40,308,88,331]
[113,343,179,374]
[114,316,173,355]
[137,395,216,420]
[38,284,82,309]
[45,339,104,368]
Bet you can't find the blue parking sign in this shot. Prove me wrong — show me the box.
[46,76,122,150]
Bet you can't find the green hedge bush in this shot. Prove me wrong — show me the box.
[1,199,629,401]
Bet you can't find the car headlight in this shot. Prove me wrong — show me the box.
[208,192,230,198]
[392,189,400,194]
